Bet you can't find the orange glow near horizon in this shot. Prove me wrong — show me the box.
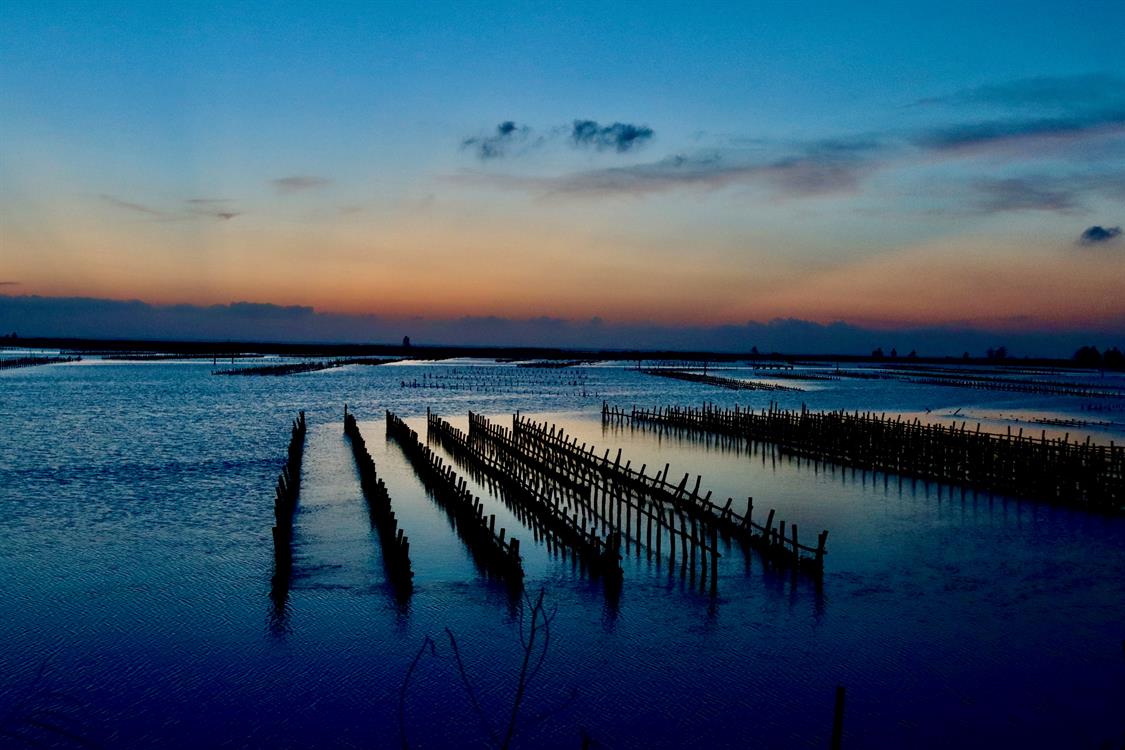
[4,195,1125,332]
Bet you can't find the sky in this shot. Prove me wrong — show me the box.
[1,1,1124,353]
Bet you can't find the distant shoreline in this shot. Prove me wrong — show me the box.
[1,335,1117,370]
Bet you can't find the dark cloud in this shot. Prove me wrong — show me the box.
[224,301,315,318]
[571,120,654,152]
[462,119,655,159]
[1078,225,1122,245]
[272,175,332,194]
[461,121,532,160]
[0,281,19,286]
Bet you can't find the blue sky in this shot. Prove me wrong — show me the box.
[1,1,1124,350]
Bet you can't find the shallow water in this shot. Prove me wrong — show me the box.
[1,359,1123,748]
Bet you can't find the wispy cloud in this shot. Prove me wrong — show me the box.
[185,198,240,220]
[456,137,879,199]
[969,177,1081,214]
[571,120,653,152]
[98,194,241,221]
[912,73,1125,153]
[1078,225,1122,245]
[462,121,533,160]
[916,73,1125,111]
[926,171,1125,217]
[913,112,1125,153]
[0,281,20,287]
[452,74,1125,212]
[271,175,332,194]
[99,194,172,219]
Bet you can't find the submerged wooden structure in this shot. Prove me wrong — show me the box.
[344,407,413,595]
[605,402,1125,512]
[386,411,524,585]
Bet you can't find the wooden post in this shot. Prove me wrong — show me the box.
[646,503,653,554]
[709,524,718,592]
[668,510,676,564]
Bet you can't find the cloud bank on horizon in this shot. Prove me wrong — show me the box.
[1,2,1124,341]
[0,294,1120,358]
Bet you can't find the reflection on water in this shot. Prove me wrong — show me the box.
[0,360,1123,748]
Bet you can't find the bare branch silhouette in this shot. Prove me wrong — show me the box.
[501,589,548,749]
[398,636,435,750]
[397,588,582,749]
[445,627,501,746]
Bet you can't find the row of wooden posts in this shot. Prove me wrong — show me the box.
[264,407,825,600]
[643,368,803,393]
[474,412,725,588]
[464,411,726,590]
[271,411,307,588]
[604,402,1125,512]
[385,411,525,585]
[830,366,1125,400]
[216,358,399,377]
[510,413,828,576]
[0,355,81,370]
[344,406,413,595]
[426,410,624,583]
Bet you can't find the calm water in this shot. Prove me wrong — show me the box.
[1,359,1123,748]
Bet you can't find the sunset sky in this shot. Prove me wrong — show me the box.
[2,1,1124,348]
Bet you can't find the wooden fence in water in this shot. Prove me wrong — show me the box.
[215,358,400,376]
[426,411,624,582]
[831,365,1125,399]
[642,368,803,392]
[386,411,524,585]
[469,412,724,587]
[343,407,413,594]
[604,402,1125,512]
[0,355,81,370]
[509,413,827,576]
[271,411,307,588]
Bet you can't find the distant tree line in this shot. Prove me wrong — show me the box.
[1073,345,1124,369]
[869,347,920,360]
